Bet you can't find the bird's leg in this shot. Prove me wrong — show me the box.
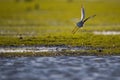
[72,27,80,34]
[72,27,77,33]
[72,27,78,34]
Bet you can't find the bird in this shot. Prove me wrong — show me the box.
[72,6,96,34]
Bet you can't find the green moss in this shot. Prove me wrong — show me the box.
[0,32,120,47]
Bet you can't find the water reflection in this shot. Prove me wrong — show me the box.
[0,56,120,80]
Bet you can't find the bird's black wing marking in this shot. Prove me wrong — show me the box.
[83,15,96,23]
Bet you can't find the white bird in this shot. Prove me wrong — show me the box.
[72,6,96,34]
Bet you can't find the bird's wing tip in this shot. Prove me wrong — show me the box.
[80,5,85,21]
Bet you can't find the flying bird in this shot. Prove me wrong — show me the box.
[72,6,96,34]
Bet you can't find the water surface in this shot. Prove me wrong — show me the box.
[0,56,120,80]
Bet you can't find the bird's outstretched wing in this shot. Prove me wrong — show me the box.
[80,6,85,21]
[83,15,96,23]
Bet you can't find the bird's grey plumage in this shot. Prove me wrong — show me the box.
[72,6,96,34]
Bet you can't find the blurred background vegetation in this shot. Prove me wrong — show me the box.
[0,0,120,49]
[0,0,120,33]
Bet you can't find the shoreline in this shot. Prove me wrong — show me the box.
[0,45,102,53]
[0,51,119,58]
[0,46,119,57]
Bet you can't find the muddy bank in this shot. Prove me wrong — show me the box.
[0,51,119,58]
[0,46,119,57]
[0,47,119,58]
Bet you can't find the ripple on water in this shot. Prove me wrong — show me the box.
[0,56,120,80]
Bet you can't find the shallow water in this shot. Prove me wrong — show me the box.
[94,31,120,35]
[0,56,120,80]
[0,46,96,53]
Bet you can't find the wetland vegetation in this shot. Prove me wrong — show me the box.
[0,0,120,57]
